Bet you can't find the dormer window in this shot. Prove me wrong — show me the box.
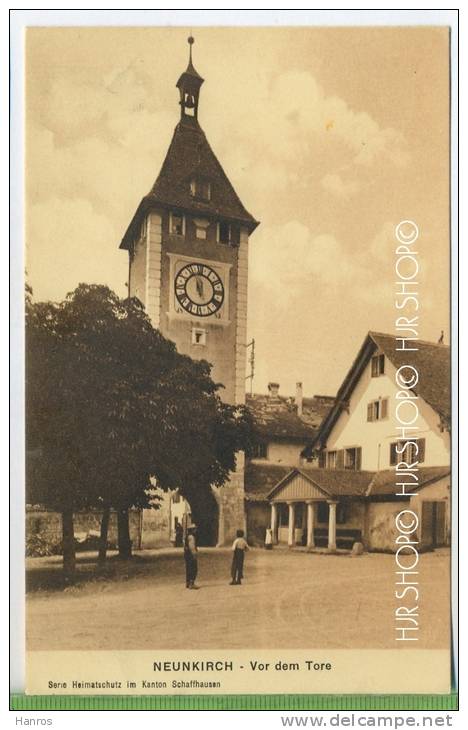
[217,222,240,246]
[190,179,211,201]
[169,212,185,236]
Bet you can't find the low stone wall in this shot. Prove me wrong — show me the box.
[26,507,142,552]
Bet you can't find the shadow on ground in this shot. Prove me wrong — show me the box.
[25,548,229,593]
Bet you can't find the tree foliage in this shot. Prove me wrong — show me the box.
[26,284,253,571]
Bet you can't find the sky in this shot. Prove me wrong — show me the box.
[25,26,450,398]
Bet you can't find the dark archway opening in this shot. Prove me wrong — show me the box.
[187,488,219,547]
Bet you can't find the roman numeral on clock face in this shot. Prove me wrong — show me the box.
[174,262,225,317]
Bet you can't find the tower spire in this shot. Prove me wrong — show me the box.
[188,34,194,65]
[176,35,204,121]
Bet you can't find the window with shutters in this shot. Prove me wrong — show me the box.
[326,451,337,469]
[344,446,362,471]
[367,398,389,422]
[251,442,268,460]
[371,354,385,377]
[390,438,426,466]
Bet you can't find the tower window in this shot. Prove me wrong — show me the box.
[170,212,185,236]
[217,222,240,246]
[191,328,206,346]
[190,179,211,201]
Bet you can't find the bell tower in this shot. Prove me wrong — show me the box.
[176,36,203,120]
[119,38,259,544]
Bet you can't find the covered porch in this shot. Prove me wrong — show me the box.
[268,469,365,551]
[270,497,342,551]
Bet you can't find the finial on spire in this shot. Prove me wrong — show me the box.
[188,35,194,63]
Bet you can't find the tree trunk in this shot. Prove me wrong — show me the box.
[98,505,111,565]
[62,508,76,582]
[117,508,132,559]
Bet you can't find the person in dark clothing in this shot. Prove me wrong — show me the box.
[230,529,249,585]
[184,526,199,589]
[174,520,183,548]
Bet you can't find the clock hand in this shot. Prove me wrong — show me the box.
[196,276,204,299]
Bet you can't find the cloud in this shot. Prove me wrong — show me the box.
[249,220,362,301]
[26,197,126,302]
[369,221,395,263]
[321,173,359,199]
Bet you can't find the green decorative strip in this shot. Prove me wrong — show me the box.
[10,693,458,711]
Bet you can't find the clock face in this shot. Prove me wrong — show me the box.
[175,262,225,317]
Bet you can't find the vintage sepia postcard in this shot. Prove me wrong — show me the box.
[13,13,458,710]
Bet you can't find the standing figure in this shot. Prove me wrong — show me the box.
[230,529,249,585]
[174,520,183,547]
[184,526,199,589]
[265,527,273,550]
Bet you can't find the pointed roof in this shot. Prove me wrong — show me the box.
[176,35,204,85]
[302,331,450,454]
[120,118,258,249]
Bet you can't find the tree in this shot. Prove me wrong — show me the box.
[26,284,253,577]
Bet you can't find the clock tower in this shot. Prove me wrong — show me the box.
[119,38,259,544]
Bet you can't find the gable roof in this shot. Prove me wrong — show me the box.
[304,331,450,453]
[267,467,374,500]
[246,393,334,442]
[246,464,451,504]
[370,332,450,421]
[244,463,292,502]
[120,118,259,250]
